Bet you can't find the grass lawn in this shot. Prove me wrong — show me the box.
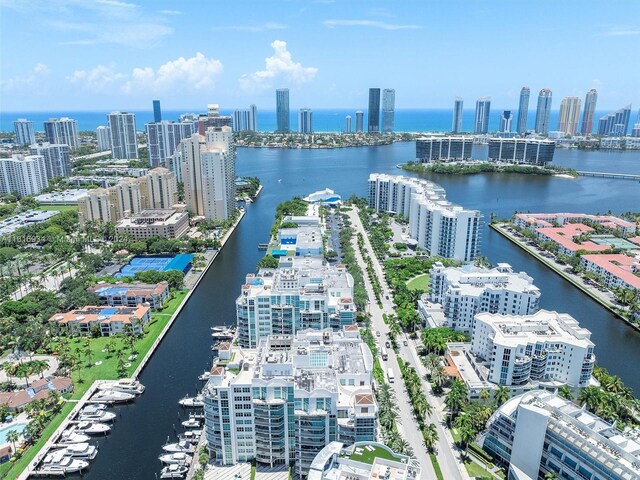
[406,273,430,291]
[430,453,444,480]
[0,402,75,480]
[36,205,79,213]
[464,459,492,479]
[451,427,461,443]
[1,290,189,478]
[342,444,401,465]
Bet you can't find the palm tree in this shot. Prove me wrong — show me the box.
[479,389,491,403]
[422,423,439,453]
[393,438,413,457]
[493,386,510,408]
[544,472,559,480]
[6,429,19,454]
[445,379,467,420]
[431,365,448,389]
[557,385,573,401]
[30,360,49,379]
[578,386,604,413]
[458,423,476,456]
[600,375,625,395]
[424,353,441,374]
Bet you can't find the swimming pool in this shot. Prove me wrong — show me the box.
[0,423,27,444]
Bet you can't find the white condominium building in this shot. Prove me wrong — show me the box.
[145,167,178,209]
[203,328,378,477]
[180,127,236,221]
[44,117,78,149]
[237,256,356,348]
[367,173,481,261]
[471,310,595,388]
[96,126,111,152]
[0,154,49,197]
[484,390,640,480]
[108,111,138,160]
[430,262,541,333]
[29,143,71,179]
[78,188,119,224]
[145,121,194,168]
[14,119,36,146]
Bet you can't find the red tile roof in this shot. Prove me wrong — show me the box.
[535,224,610,254]
[581,254,640,289]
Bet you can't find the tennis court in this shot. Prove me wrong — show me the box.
[115,254,194,278]
[590,235,638,250]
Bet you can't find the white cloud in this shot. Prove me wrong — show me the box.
[68,64,127,91]
[240,40,318,92]
[213,22,286,32]
[323,19,421,30]
[601,27,640,36]
[1,63,51,93]
[159,9,181,15]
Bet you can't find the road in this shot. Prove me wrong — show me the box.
[345,207,469,480]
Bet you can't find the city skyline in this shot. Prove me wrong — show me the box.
[2,1,639,111]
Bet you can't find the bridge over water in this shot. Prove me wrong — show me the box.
[576,171,640,181]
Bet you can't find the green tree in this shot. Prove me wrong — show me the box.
[493,385,511,408]
[422,423,439,453]
[6,429,19,454]
[557,385,573,401]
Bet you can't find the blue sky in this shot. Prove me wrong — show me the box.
[2,0,640,112]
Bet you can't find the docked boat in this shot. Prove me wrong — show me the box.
[54,442,98,460]
[78,405,116,423]
[198,370,211,381]
[181,415,201,428]
[158,452,193,465]
[58,430,91,445]
[162,440,195,453]
[38,450,89,474]
[92,389,135,403]
[179,430,202,441]
[74,421,111,435]
[160,464,189,478]
[178,394,204,408]
[98,379,145,395]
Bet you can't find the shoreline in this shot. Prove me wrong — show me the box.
[399,161,578,177]
[490,222,640,333]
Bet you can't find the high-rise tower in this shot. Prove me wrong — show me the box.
[516,87,530,135]
[368,88,381,133]
[474,97,491,134]
[14,119,36,146]
[558,97,581,136]
[452,97,463,133]
[153,100,162,123]
[108,112,138,160]
[276,89,290,133]
[499,111,513,133]
[298,108,313,133]
[580,89,598,135]
[381,88,395,132]
[535,89,553,134]
[355,111,364,133]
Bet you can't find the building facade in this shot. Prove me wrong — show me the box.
[415,136,473,162]
[471,310,595,388]
[115,209,189,240]
[180,127,236,221]
[108,111,138,159]
[487,138,555,165]
[146,121,194,168]
[516,87,530,135]
[29,143,71,179]
[368,88,381,133]
[484,390,640,480]
[452,97,464,133]
[345,115,351,133]
[14,119,35,146]
[276,89,290,133]
[474,97,491,134]
[558,97,581,137]
[535,89,553,134]
[203,328,378,477]
[153,100,162,123]
[44,117,78,149]
[355,111,364,133]
[597,105,632,136]
[233,106,258,132]
[381,88,395,133]
[0,154,49,197]
[368,174,481,262]
[298,108,313,133]
[499,111,513,133]
[430,262,541,333]
[96,126,111,152]
[580,89,598,135]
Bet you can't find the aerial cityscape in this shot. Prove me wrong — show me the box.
[1,1,640,480]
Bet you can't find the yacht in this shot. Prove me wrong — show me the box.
[160,464,189,478]
[162,440,195,453]
[179,430,202,441]
[92,389,135,403]
[158,451,193,465]
[74,421,111,435]
[54,442,98,460]
[98,379,145,395]
[181,416,201,428]
[38,450,89,474]
[178,394,204,408]
[78,405,116,423]
[58,430,91,445]
[197,370,211,381]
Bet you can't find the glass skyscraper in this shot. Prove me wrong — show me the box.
[276,88,290,133]
[452,97,463,133]
[580,89,598,135]
[474,97,491,134]
[367,88,380,133]
[381,88,395,132]
[516,87,530,135]
[153,100,162,123]
[534,88,553,134]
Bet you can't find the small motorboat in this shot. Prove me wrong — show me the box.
[38,451,89,475]
[74,421,111,435]
[53,442,98,460]
[162,440,195,453]
[181,416,201,429]
[98,379,145,395]
[179,430,202,441]
[58,430,91,445]
[160,463,189,478]
[92,389,135,403]
[178,394,204,408]
[78,405,116,423]
[198,371,211,381]
[158,451,193,465]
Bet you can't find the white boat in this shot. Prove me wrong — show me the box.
[39,450,89,474]
[178,394,204,408]
[181,416,201,428]
[162,440,195,453]
[74,421,111,435]
[79,405,116,423]
[198,371,211,381]
[158,451,193,465]
[98,379,145,395]
[92,389,135,403]
[160,464,189,478]
[58,430,91,445]
[54,442,98,460]
[179,430,202,441]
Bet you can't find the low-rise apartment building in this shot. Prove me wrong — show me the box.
[115,209,189,239]
[49,305,151,336]
[515,212,637,235]
[203,328,378,478]
[487,138,556,165]
[580,254,640,291]
[483,390,640,480]
[415,136,473,162]
[430,262,541,333]
[88,282,169,309]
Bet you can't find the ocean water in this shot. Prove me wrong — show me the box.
[0,108,617,134]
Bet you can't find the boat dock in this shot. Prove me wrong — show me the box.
[258,242,269,250]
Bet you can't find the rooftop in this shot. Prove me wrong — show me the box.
[581,254,640,289]
[49,305,150,325]
[0,210,60,237]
